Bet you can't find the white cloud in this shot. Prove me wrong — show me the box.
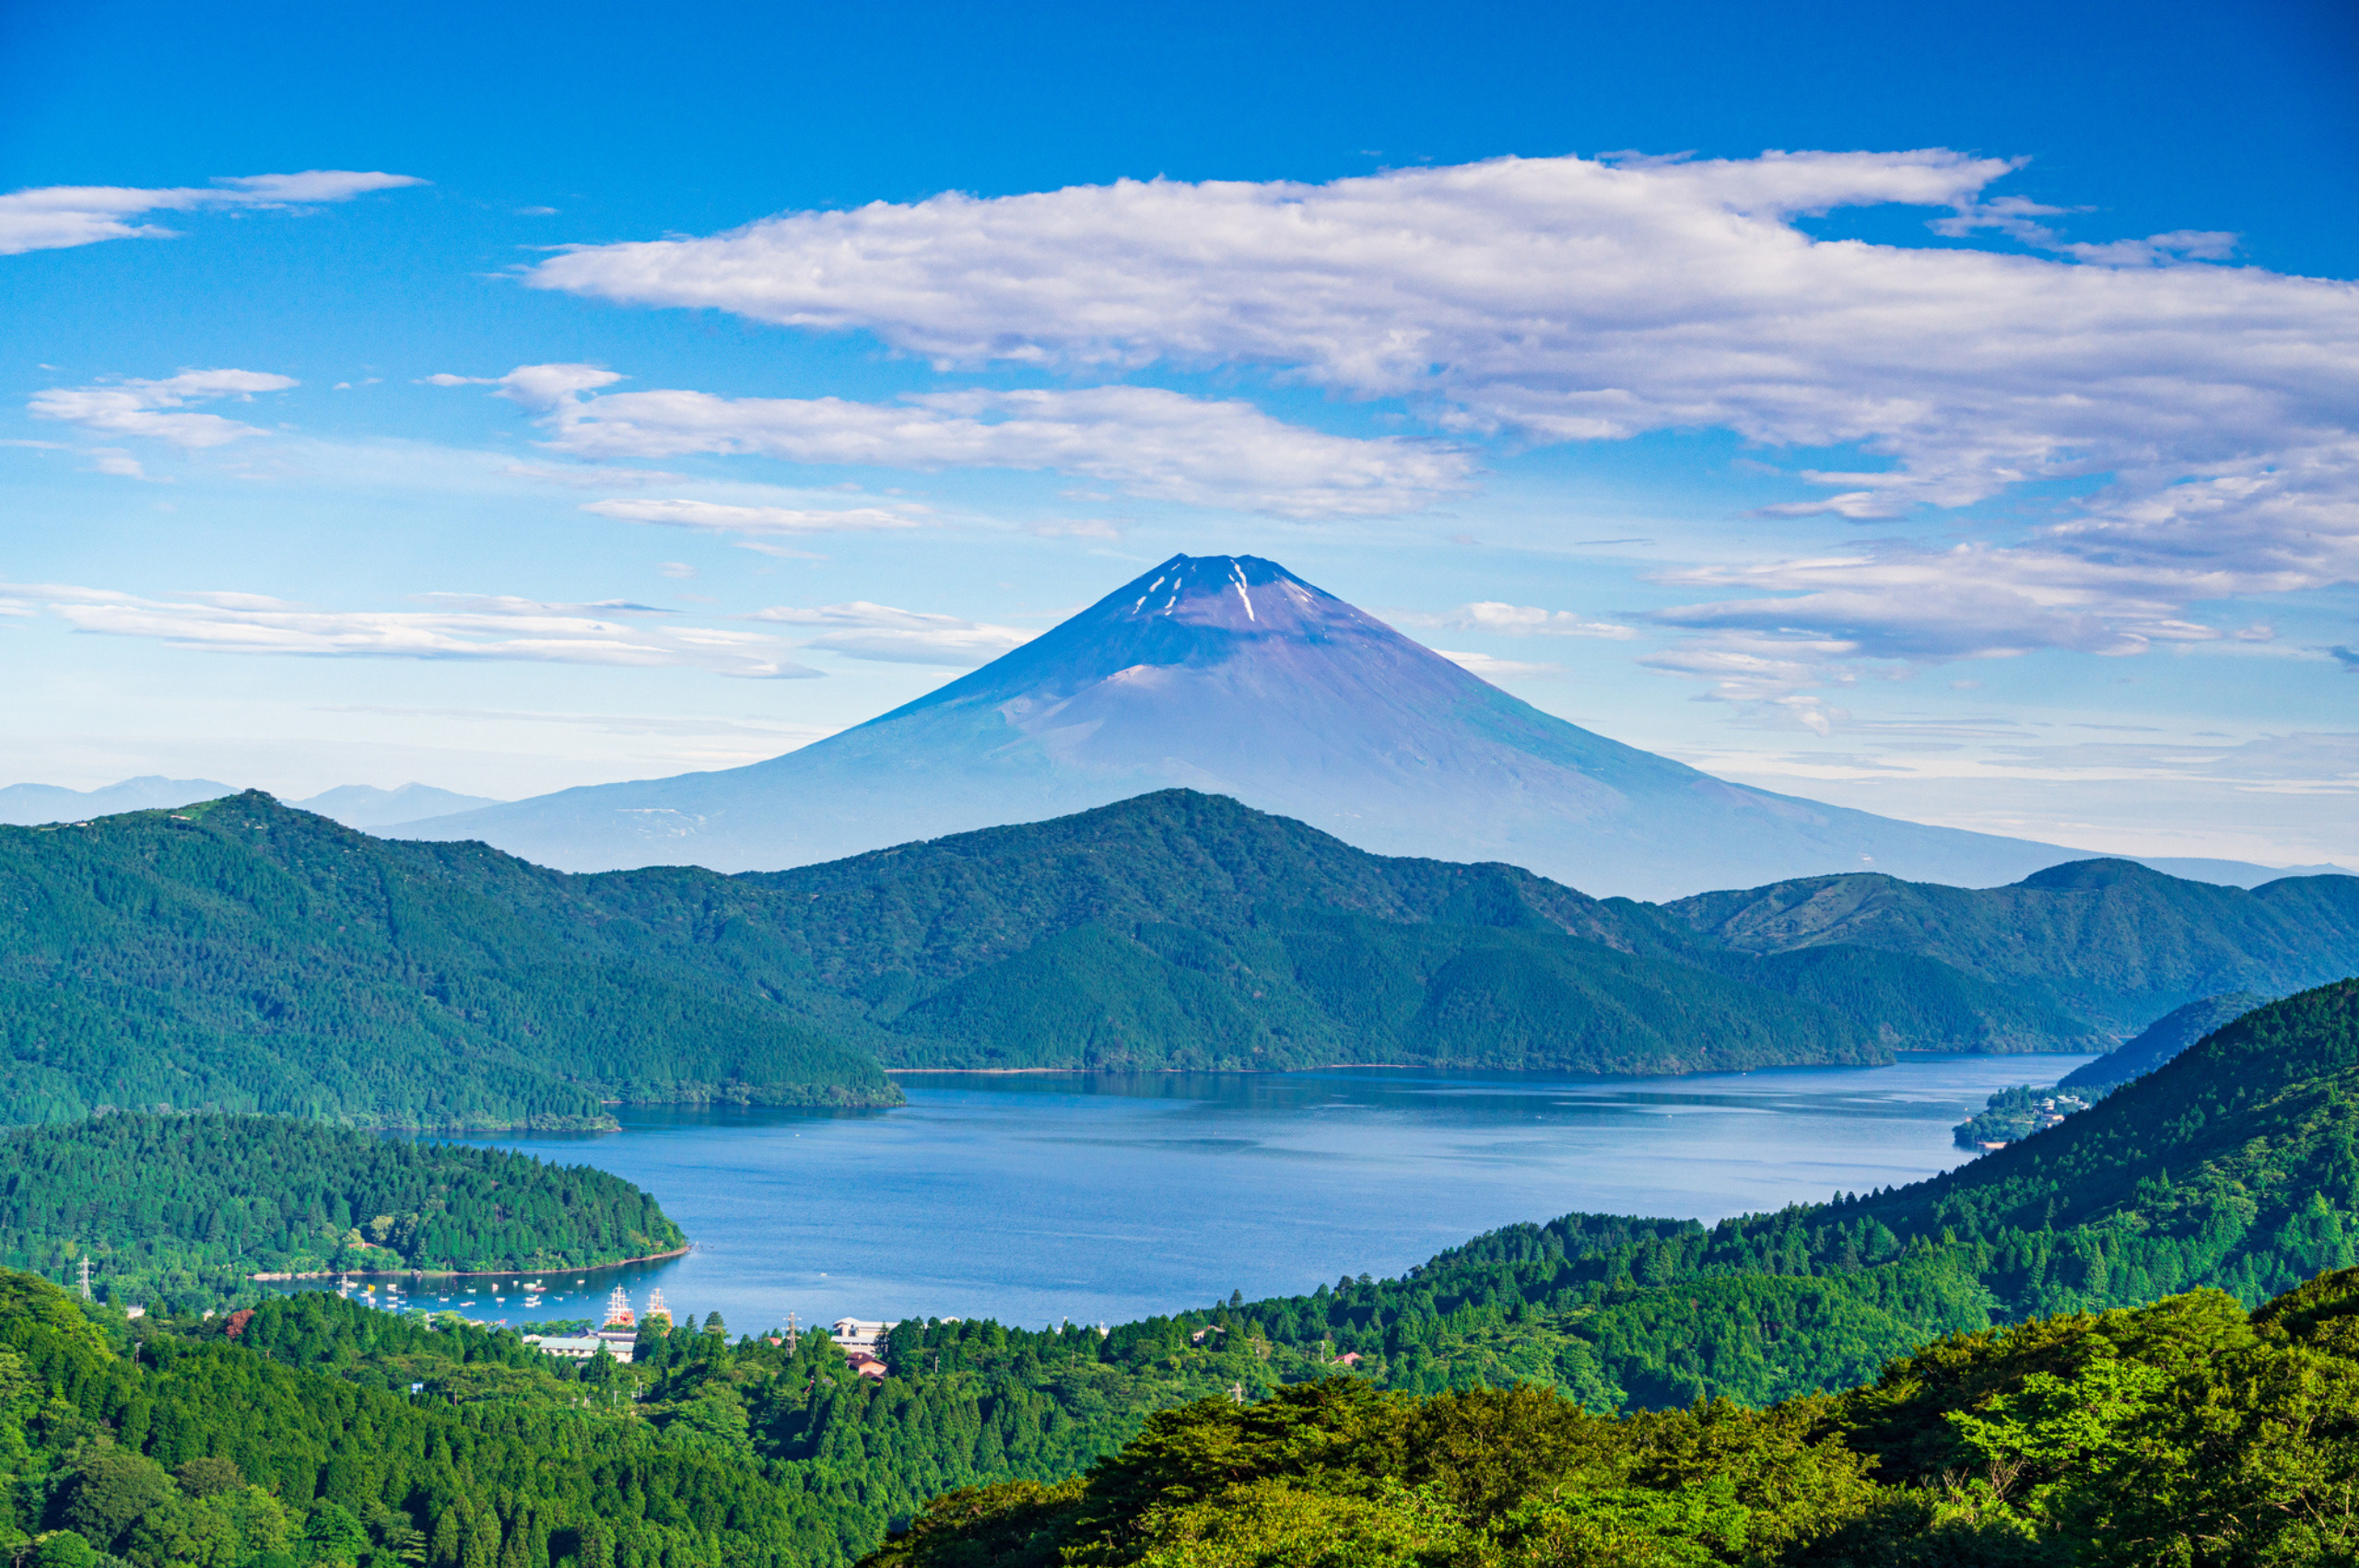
[522,151,2359,652]
[581,497,925,535]
[747,601,1037,665]
[81,449,153,481]
[426,364,622,407]
[435,365,1473,518]
[500,462,682,487]
[0,581,819,679]
[1432,650,1565,680]
[1392,601,1634,638]
[0,171,423,255]
[29,369,297,449]
[1027,519,1123,539]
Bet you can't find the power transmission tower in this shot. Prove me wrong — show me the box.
[77,1256,93,1301]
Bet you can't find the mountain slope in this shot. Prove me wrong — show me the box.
[0,795,898,1128]
[1670,858,2359,1032]
[603,789,2089,1070]
[2060,991,2271,1091]
[398,555,2095,900]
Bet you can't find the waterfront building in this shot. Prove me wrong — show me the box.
[832,1317,890,1353]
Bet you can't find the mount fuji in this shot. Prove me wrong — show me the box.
[398,554,2094,899]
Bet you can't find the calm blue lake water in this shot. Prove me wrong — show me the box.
[366,1056,2092,1336]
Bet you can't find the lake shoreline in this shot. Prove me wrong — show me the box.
[250,1243,693,1282]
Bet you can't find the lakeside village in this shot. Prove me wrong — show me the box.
[310,1276,1169,1383]
[516,1287,898,1379]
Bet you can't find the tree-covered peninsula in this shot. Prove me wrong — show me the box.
[0,1115,685,1309]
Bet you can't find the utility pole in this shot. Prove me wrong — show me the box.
[77,1256,92,1302]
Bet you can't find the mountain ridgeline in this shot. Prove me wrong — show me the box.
[4,789,2357,1125]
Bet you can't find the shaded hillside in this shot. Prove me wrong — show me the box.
[0,796,898,1129]
[2060,990,2271,1090]
[1670,857,2359,1032]
[0,1114,683,1307]
[1864,977,2359,1257]
[620,790,2089,1070]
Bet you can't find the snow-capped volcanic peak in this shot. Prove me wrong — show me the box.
[394,551,2092,899]
[901,554,1458,718]
[1113,556,1316,629]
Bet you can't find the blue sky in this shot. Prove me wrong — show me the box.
[4,0,2355,867]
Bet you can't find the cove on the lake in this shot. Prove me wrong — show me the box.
[389,1056,2093,1336]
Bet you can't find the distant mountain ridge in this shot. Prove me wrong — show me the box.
[0,775,238,824]
[0,777,502,828]
[395,555,2135,900]
[1669,858,2359,1034]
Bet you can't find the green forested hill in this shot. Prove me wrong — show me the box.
[1863,978,2359,1260]
[676,790,2095,1068]
[2059,989,2269,1090]
[0,791,2100,1115]
[0,1114,684,1307]
[872,1276,2359,1568]
[12,788,2353,1110]
[17,1243,2355,1568]
[0,795,897,1128]
[1669,856,2359,1031]
[17,984,2359,1568]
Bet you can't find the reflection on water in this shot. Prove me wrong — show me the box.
[325,1057,2091,1336]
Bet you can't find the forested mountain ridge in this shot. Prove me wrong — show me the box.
[1670,857,2359,1032]
[12,789,2354,1109]
[1863,977,2359,1248]
[0,791,2095,1113]
[0,1115,684,1308]
[0,795,898,1129]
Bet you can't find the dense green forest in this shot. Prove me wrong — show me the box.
[874,1273,2359,1567]
[2059,989,2267,1091]
[1672,858,2359,1033]
[0,1115,684,1309]
[2,984,2354,1566]
[0,796,898,1128]
[11,1252,2357,1568]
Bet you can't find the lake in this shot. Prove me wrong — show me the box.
[374,1055,2093,1336]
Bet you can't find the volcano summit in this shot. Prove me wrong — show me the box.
[401,555,2086,898]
